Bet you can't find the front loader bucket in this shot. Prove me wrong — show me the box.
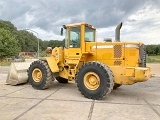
[6,62,32,85]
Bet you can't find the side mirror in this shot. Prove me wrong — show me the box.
[60,28,63,36]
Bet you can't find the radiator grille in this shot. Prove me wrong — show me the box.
[114,45,122,58]
[114,61,122,65]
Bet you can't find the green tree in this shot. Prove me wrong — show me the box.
[0,28,20,59]
[155,46,160,55]
[18,30,38,52]
[0,19,65,55]
[39,40,48,50]
[47,40,64,48]
[0,20,17,32]
[146,45,160,55]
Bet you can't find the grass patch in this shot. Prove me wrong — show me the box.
[0,61,11,66]
[147,55,160,63]
[0,58,13,66]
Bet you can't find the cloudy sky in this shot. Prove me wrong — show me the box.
[0,0,160,44]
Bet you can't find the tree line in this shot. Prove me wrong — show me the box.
[0,20,159,60]
[146,45,160,55]
[0,20,64,60]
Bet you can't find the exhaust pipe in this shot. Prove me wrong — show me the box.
[115,22,123,42]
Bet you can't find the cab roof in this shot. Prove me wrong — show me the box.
[65,22,86,27]
[64,22,95,29]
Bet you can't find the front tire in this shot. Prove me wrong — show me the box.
[28,60,54,90]
[76,61,114,100]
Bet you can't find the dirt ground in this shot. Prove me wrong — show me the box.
[147,63,160,77]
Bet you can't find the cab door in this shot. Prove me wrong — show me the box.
[64,26,82,65]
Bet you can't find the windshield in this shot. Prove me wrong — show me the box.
[85,26,95,42]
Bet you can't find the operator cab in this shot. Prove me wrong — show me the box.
[61,22,96,49]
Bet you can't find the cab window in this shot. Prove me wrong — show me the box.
[85,26,95,42]
[69,27,80,48]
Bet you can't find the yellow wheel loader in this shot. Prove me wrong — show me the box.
[27,22,151,100]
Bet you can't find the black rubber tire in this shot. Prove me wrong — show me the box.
[56,76,68,84]
[113,83,121,90]
[28,60,53,90]
[76,61,114,100]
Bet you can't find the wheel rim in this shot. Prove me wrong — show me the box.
[84,72,100,90]
[32,68,42,82]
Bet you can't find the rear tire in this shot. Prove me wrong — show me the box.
[56,76,68,84]
[76,61,114,100]
[28,60,54,90]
